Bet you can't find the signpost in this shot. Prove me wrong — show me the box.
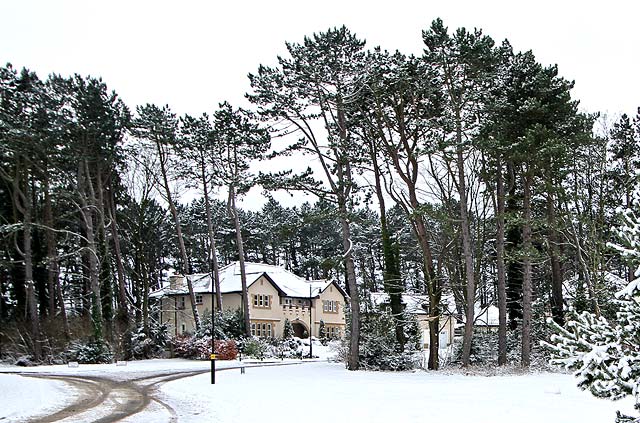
[211,268,216,384]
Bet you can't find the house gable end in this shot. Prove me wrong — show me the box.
[248,272,287,298]
[321,281,348,301]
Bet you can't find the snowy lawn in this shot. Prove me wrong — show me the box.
[159,361,637,423]
[1,357,637,422]
[0,373,70,422]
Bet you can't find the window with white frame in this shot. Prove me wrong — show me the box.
[195,294,203,305]
[323,300,338,313]
[283,298,292,307]
[177,296,186,310]
[253,294,271,308]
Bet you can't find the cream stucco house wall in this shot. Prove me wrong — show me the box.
[151,262,348,340]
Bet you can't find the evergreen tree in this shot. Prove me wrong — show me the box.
[423,18,496,367]
[177,113,223,309]
[132,104,201,331]
[484,44,585,367]
[212,102,271,336]
[546,208,640,422]
[283,318,294,340]
[249,26,367,370]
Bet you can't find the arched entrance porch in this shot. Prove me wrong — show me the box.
[291,320,309,338]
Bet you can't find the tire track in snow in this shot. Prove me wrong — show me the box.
[16,360,308,422]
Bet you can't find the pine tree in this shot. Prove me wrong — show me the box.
[212,102,270,336]
[545,208,640,421]
[249,26,367,370]
[423,18,496,367]
[132,104,201,331]
[283,318,294,340]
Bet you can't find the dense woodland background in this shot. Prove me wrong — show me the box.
[1,20,639,372]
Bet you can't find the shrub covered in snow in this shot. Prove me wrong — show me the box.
[172,335,208,359]
[238,336,318,360]
[214,339,239,360]
[173,335,238,360]
[357,309,422,371]
[449,302,551,368]
[272,337,307,359]
[171,308,243,360]
[65,339,113,364]
[545,207,640,422]
[123,321,169,360]
[283,318,294,340]
[241,337,270,359]
[195,309,245,340]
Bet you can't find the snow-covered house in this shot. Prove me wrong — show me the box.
[369,292,456,349]
[150,262,348,339]
[470,305,500,332]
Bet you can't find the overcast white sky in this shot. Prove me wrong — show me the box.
[2,0,638,117]
[2,0,638,209]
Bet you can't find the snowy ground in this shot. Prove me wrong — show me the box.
[0,351,636,422]
[160,362,637,423]
[0,373,70,422]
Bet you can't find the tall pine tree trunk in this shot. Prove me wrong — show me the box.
[44,173,70,339]
[383,145,440,369]
[458,146,477,367]
[546,182,564,325]
[107,186,129,325]
[496,159,508,365]
[201,161,222,310]
[228,186,251,336]
[413,210,440,370]
[43,173,57,317]
[156,141,201,331]
[521,168,533,368]
[78,160,103,340]
[96,167,114,341]
[15,166,42,360]
[506,162,523,329]
[370,145,404,348]
[339,198,360,370]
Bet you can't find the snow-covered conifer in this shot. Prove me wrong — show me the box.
[545,208,640,422]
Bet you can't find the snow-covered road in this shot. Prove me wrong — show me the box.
[0,359,310,422]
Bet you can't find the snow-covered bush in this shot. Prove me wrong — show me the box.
[283,318,294,340]
[451,299,550,367]
[171,308,242,360]
[214,339,238,360]
[195,309,245,340]
[450,328,547,368]
[172,335,210,359]
[238,336,314,360]
[241,337,270,359]
[545,208,640,422]
[172,335,238,360]
[123,321,169,360]
[358,309,422,371]
[65,339,113,364]
[271,337,308,359]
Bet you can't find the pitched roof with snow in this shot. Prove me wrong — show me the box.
[369,292,457,315]
[150,262,346,300]
[473,305,499,326]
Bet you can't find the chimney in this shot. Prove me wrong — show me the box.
[169,275,185,290]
